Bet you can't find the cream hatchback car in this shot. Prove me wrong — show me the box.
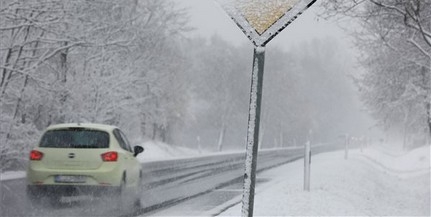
[26,123,144,206]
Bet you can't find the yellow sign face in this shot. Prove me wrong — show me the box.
[216,0,316,46]
[237,0,299,35]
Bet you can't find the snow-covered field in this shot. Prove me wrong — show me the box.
[219,144,430,216]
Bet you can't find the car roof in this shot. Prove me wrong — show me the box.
[45,123,117,132]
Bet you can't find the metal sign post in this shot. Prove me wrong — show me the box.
[215,1,317,216]
[242,46,265,217]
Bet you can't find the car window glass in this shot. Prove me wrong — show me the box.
[39,128,109,148]
[119,130,133,152]
[113,129,129,152]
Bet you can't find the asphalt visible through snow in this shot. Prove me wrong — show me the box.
[0,145,339,217]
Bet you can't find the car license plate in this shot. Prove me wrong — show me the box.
[55,175,87,183]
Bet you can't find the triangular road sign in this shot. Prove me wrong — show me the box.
[216,0,317,46]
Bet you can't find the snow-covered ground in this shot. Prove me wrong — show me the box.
[1,141,429,216]
[218,144,430,216]
[0,170,26,181]
[136,140,205,162]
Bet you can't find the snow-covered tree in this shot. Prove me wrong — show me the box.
[180,36,251,151]
[322,0,431,147]
[0,0,190,169]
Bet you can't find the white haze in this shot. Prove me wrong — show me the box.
[173,0,382,149]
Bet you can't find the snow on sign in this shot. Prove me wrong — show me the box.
[216,0,317,46]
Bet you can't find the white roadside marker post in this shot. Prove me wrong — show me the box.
[345,134,349,160]
[304,139,311,191]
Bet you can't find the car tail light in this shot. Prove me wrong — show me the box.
[30,150,43,161]
[101,151,118,162]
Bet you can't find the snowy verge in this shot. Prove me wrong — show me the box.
[218,145,430,216]
[0,170,26,181]
[136,140,206,162]
[353,145,430,178]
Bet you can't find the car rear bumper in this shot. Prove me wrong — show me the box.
[27,162,124,186]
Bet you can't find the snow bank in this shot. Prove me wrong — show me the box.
[219,144,430,216]
[0,171,26,181]
[136,140,205,162]
[355,145,430,178]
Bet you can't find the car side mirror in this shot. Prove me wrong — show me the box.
[133,146,144,157]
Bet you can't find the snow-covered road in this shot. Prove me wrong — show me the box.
[1,146,319,216]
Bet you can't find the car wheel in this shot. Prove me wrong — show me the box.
[115,175,127,214]
[133,175,143,209]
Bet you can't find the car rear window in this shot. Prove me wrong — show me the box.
[39,128,109,148]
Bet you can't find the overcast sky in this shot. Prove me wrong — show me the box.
[174,0,353,51]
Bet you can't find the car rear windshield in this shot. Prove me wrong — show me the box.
[39,128,109,149]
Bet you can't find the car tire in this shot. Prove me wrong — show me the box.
[133,175,143,210]
[115,175,127,214]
